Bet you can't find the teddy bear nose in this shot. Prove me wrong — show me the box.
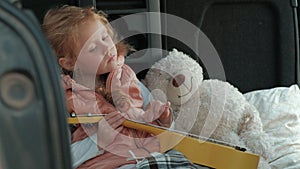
[172,74,185,87]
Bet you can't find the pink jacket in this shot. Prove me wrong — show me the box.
[62,63,171,169]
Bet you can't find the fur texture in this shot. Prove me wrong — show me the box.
[144,49,273,169]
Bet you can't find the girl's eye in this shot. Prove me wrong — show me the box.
[88,44,97,52]
[102,34,109,41]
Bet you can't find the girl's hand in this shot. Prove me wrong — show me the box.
[113,92,131,113]
[97,111,125,148]
[158,101,173,127]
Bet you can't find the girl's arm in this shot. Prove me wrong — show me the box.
[138,80,173,128]
[70,81,145,168]
[109,65,173,126]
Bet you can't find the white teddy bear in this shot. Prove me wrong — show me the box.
[143,49,273,169]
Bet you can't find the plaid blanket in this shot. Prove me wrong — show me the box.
[136,150,202,169]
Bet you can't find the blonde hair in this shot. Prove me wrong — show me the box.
[42,5,131,62]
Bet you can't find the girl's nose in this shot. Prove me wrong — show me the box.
[172,74,185,87]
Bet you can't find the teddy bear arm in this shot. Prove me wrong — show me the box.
[238,107,274,160]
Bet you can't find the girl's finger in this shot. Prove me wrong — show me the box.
[109,116,125,129]
[115,126,124,133]
[104,111,125,129]
[105,111,121,122]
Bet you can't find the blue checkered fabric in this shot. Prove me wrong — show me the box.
[136,150,200,169]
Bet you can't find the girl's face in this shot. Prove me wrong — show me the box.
[75,18,118,75]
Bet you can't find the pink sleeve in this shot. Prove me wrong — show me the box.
[66,90,116,115]
[107,65,172,124]
[61,74,116,115]
[107,64,144,109]
[65,84,118,143]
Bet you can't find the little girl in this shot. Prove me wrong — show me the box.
[42,5,172,169]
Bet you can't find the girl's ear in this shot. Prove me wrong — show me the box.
[58,57,75,71]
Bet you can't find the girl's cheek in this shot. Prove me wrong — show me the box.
[77,53,103,73]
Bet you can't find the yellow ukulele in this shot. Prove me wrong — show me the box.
[68,115,259,169]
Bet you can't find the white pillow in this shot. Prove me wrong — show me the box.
[244,85,300,169]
